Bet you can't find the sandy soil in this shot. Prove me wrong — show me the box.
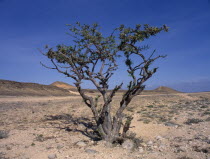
[0,92,210,159]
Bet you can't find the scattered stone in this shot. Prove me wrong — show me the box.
[165,122,179,128]
[85,149,98,154]
[48,154,57,159]
[76,141,87,147]
[122,139,135,150]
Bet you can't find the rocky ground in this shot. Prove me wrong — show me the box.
[0,92,210,159]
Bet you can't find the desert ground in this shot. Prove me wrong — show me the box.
[0,90,210,159]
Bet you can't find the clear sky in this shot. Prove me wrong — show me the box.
[0,0,210,92]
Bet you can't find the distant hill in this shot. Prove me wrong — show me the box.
[0,80,75,96]
[87,86,181,95]
[153,86,180,93]
[142,86,181,94]
[51,81,77,90]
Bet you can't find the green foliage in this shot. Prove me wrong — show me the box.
[94,95,101,107]
[43,23,168,78]
[125,116,133,125]
[147,105,154,108]
[184,118,204,125]
[31,142,35,146]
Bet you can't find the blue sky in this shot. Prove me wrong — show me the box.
[0,0,209,92]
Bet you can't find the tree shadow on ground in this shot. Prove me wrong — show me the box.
[44,114,101,141]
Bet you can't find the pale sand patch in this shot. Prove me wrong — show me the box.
[69,90,80,95]
[130,114,169,140]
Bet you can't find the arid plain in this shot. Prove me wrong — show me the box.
[0,80,210,159]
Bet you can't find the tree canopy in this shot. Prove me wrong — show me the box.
[41,22,168,144]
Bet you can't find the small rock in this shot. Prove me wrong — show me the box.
[64,127,72,132]
[158,144,166,152]
[0,152,6,156]
[153,145,158,149]
[139,147,144,153]
[156,136,164,141]
[140,142,147,147]
[97,140,107,147]
[19,157,30,159]
[0,130,9,139]
[78,124,86,130]
[165,122,179,128]
[48,154,57,159]
[57,144,64,150]
[206,139,210,144]
[126,131,137,138]
[6,146,12,150]
[175,146,186,153]
[85,149,98,154]
[46,146,53,150]
[76,141,87,147]
[147,141,153,146]
[122,139,135,150]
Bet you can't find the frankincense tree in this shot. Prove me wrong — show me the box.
[41,22,168,144]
